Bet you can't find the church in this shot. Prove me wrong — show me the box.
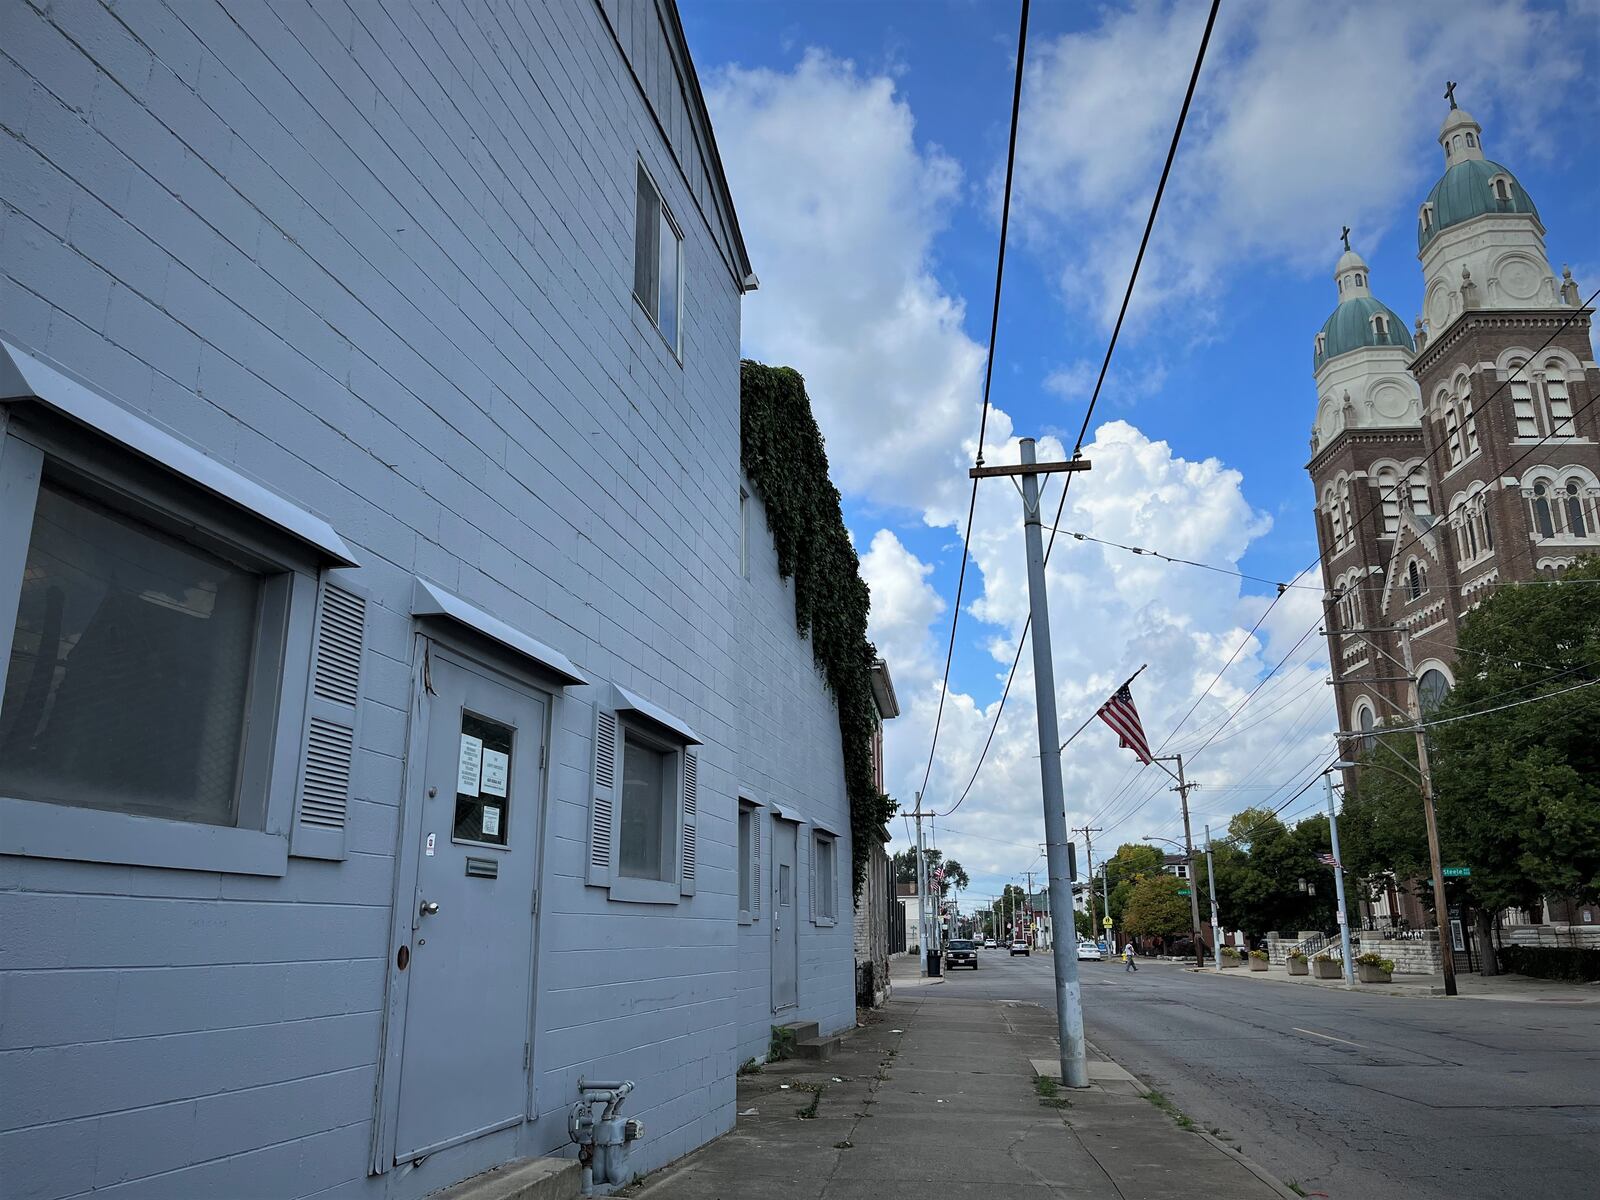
[1306,90,1597,928]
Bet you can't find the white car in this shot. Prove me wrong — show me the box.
[1076,941,1103,962]
[1009,939,1030,956]
[983,938,998,949]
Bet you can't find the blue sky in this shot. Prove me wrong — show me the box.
[682,0,1600,901]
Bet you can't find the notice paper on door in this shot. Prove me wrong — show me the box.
[481,805,501,838]
[481,749,509,798]
[457,733,483,797]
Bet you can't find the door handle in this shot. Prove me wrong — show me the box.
[420,899,440,916]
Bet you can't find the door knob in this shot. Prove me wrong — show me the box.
[420,899,440,916]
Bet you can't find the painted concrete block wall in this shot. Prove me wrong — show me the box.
[733,482,855,1068]
[0,1,828,1197]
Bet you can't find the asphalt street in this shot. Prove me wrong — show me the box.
[938,947,1600,1199]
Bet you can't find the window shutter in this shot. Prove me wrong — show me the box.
[588,707,619,887]
[751,812,761,917]
[808,829,818,923]
[680,750,698,896]
[291,578,366,860]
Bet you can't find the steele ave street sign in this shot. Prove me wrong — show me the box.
[1442,866,1472,877]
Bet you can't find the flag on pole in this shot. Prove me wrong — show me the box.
[1316,852,1340,868]
[1095,683,1152,764]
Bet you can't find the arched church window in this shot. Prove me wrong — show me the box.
[1372,314,1387,339]
[1356,703,1376,753]
[1566,480,1588,538]
[1445,408,1463,467]
[1466,132,1476,147]
[1407,560,1422,600]
[1378,470,1400,536]
[1408,474,1432,517]
[1477,495,1494,553]
[1418,669,1450,715]
[1545,370,1574,437]
[1532,482,1555,539]
[1341,487,1355,550]
[1420,205,1434,233]
[1315,332,1326,357]
[1493,178,1511,202]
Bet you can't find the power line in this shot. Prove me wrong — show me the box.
[935,0,1221,819]
[914,0,1032,818]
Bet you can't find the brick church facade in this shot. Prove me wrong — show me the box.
[1307,96,1598,773]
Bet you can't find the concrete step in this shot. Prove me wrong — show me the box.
[778,1019,819,1043]
[426,1157,580,1200]
[795,1035,841,1061]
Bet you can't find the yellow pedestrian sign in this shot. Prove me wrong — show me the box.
[1102,917,1114,928]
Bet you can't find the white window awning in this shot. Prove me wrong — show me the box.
[411,578,587,686]
[1,339,357,567]
[612,684,702,745]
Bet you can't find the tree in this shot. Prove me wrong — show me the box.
[1102,842,1165,928]
[1430,557,1600,965]
[1198,808,1334,939]
[890,848,967,897]
[1074,909,1093,939]
[1121,874,1192,947]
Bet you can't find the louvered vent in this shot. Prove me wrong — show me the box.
[682,752,697,816]
[595,710,617,791]
[752,816,761,913]
[682,824,697,882]
[301,717,354,828]
[590,793,614,869]
[312,584,365,706]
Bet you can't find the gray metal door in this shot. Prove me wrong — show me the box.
[394,651,545,1162]
[771,818,798,1011]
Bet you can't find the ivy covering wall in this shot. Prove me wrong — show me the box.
[740,361,895,898]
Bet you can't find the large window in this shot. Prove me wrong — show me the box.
[633,162,683,354]
[0,483,263,825]
[1418,669,1451,715]
[619,733,677,881]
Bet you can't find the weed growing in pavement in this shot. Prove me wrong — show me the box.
[1286,1182,1308,1197]
[737,1058,763,1076]
[769,1026,797,1062]
[833,1140,854,1150]
[794,1084,825,1119]
[1143,1089,1196,1131]
[1033,1075,1071,1110]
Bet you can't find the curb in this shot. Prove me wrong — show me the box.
[1079,1039,1305,1200]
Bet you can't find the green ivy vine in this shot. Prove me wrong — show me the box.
[740,361,895,899]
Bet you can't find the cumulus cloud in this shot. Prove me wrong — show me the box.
[705,51,989,512]
[1014,0,1586,331]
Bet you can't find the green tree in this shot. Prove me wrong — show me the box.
[1199,808,1333,938]
[1074,909,1093,938]
[1431,557,1600,964]
[1122,874,1192,947]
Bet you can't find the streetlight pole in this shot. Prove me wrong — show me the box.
[1203,824,1221,973]
[1323,770,1355,989]
[914,794,929,976]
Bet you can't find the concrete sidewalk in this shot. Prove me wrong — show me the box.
[621,960,1293,1199]
[1199,960,1600,1003]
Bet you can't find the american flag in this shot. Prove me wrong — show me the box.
[1316,852,1340,868]
[1096,683,1152,764]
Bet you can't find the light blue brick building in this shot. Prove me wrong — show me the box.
[0,2,863,1196]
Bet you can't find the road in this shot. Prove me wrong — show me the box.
[937,947,1600,1199]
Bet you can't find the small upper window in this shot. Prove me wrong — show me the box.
[738,804,753,919]
[1372,314,1388,339]
[1420,204,1434,233]
[814,832,837,923]
[1466,132,1476,147]
[634,162,684,354]
[1315,332,1327,357]
[1546,369,1574,437]
[1407,560,1424,601]
[1493,178,1511,202]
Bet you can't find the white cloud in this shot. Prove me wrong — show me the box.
[1013,0,1585,331]
[705,51,988,512]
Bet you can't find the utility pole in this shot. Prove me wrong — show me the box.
[1398,627,1457,996]
[981,437,1092,1087]
[1073,825,1103,947]
[1024,869,1037,947]
[1324,771,1355,989]
[1203,824,1221,974]
[914,793,929,976]
[1154,753,1205,969]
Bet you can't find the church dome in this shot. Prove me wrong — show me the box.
[1314,296,1414,369]
[1417,158,1539,250]
[1313,244,1414,370]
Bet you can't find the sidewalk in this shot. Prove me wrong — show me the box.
[622,957,1293,1199]
[1199,960,1600,1003]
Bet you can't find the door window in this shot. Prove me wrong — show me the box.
[453,712,513,846]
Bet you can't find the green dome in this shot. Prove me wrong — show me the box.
[1418,159,1538,250]
[1314,296,1414,370]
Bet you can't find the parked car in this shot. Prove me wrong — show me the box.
[945,939,979,969]
[1076,940,1102,962]
[983,938,998,949]
[1009,939,1030,956]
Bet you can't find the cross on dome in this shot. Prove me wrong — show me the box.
[1444,80,1458,109]
[1341,225,1351,253]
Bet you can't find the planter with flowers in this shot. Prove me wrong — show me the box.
[1287,951,1309,976]
[1311,953,1343,980]
[1220,946,1243,968]
[1355,952,1395,983]
[1248,949,1270,971]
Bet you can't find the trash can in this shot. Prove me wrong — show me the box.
[926,947,942,977]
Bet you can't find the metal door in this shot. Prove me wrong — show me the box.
[771,818,798,1011]
[394,651,545,1162]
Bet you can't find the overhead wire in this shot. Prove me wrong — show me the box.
[937,0,1223,818]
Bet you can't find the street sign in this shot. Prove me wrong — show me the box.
[1102,917,1114,928]
[1177,889,1191,897]
[1442,866,1471,878]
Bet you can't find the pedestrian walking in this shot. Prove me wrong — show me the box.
[1123,941,1138,972]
